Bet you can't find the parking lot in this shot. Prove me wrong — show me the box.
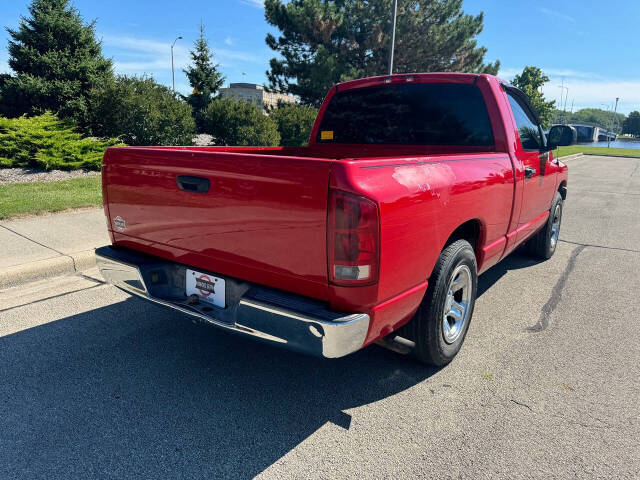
[1,155,638,479]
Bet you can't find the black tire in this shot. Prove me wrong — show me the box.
[410,239,478,366]
[528,191,563,260]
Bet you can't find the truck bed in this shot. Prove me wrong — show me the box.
[102,144,492,302]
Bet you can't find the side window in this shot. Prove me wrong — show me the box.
[506,91,543,151]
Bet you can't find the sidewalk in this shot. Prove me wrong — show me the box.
[0,209,108,289]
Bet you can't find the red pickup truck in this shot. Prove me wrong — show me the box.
[96,73,569,365]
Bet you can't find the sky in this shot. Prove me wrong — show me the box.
[0,0,639,114]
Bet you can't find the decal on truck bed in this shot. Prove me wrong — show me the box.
[113,216,126,230]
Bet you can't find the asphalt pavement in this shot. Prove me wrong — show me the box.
[0,155,638,479]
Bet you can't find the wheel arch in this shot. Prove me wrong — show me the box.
[558,180,567,200]
[444,218,484,258]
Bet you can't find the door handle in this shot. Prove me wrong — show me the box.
[177,175,210,193]
[524,167,536,179]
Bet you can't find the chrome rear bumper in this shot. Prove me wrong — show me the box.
[95,246,369,358]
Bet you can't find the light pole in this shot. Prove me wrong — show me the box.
[557,78,564,106]
[388,0,398,75]
[171,36,183,93]
[608,97,619,148]
[558,85,569,123]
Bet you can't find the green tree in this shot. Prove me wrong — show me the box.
[270,103,318,146]
[183,23,225,132]
[264,0,499,107]
[623,111,640,137]
[88,75,195,146]
[563,108,627,132]
[0,0,113,128]
[203,98,280,146]
[512,66,555,128]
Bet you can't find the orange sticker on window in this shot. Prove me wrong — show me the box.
[321,130,334,140]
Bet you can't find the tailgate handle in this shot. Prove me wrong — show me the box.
[177,175,210,193]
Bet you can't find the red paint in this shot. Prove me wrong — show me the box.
[373,281,430,312]
[102,73,568,347]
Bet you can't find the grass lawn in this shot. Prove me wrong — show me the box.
[555,145,640,158]
[0,176,102,220]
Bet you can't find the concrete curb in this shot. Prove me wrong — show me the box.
[582,153,640,159]
[559,153,640,161]
[0,249,97,290]
[557,153,584,161]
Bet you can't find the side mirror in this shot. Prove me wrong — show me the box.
[547,124,577,148]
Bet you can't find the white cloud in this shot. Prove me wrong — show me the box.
[112,60,178,75]
[499,66,640,114]
[239,0,264,8]
[499,67,603,81]
[102,34,189,74]
[0,51,10,74]
[538,7,576,23]
[215,48,262,64]
[225,37,233,46]
[102,34,186,57]
[541,80,640,114]
[101,33,263,76]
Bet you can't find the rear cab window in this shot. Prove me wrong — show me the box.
[317,82,494,147]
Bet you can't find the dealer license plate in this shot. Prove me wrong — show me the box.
[186,269,225,308]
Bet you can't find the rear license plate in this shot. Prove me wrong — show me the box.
[186,269,225,308]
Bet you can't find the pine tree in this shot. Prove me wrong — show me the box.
[265,0,500,107]
[0,0,113,128]
[183,23,226,132]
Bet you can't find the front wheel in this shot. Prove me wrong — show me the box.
[409,239,478,366]
[528,191,563,260]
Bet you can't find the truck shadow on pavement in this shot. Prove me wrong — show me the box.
[0,297,440,479]
[477,248,543,298]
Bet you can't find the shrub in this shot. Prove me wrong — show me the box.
[203,98,280,146]
[0,112,122,171]
[270,103,318,146]
[89,75,196,146]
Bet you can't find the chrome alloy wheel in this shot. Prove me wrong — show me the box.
[442,264,472,344]
[550,203,562,251]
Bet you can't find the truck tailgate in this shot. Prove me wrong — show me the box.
[103,147,333,300]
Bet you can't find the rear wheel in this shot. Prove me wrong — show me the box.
[410,239,478,366]
[528,192,563,259]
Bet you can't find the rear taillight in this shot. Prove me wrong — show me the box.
[328,189,380,285]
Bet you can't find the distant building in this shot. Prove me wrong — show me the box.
[219,83,296,112]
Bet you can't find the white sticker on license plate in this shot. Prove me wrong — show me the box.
[186,269,225,308]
